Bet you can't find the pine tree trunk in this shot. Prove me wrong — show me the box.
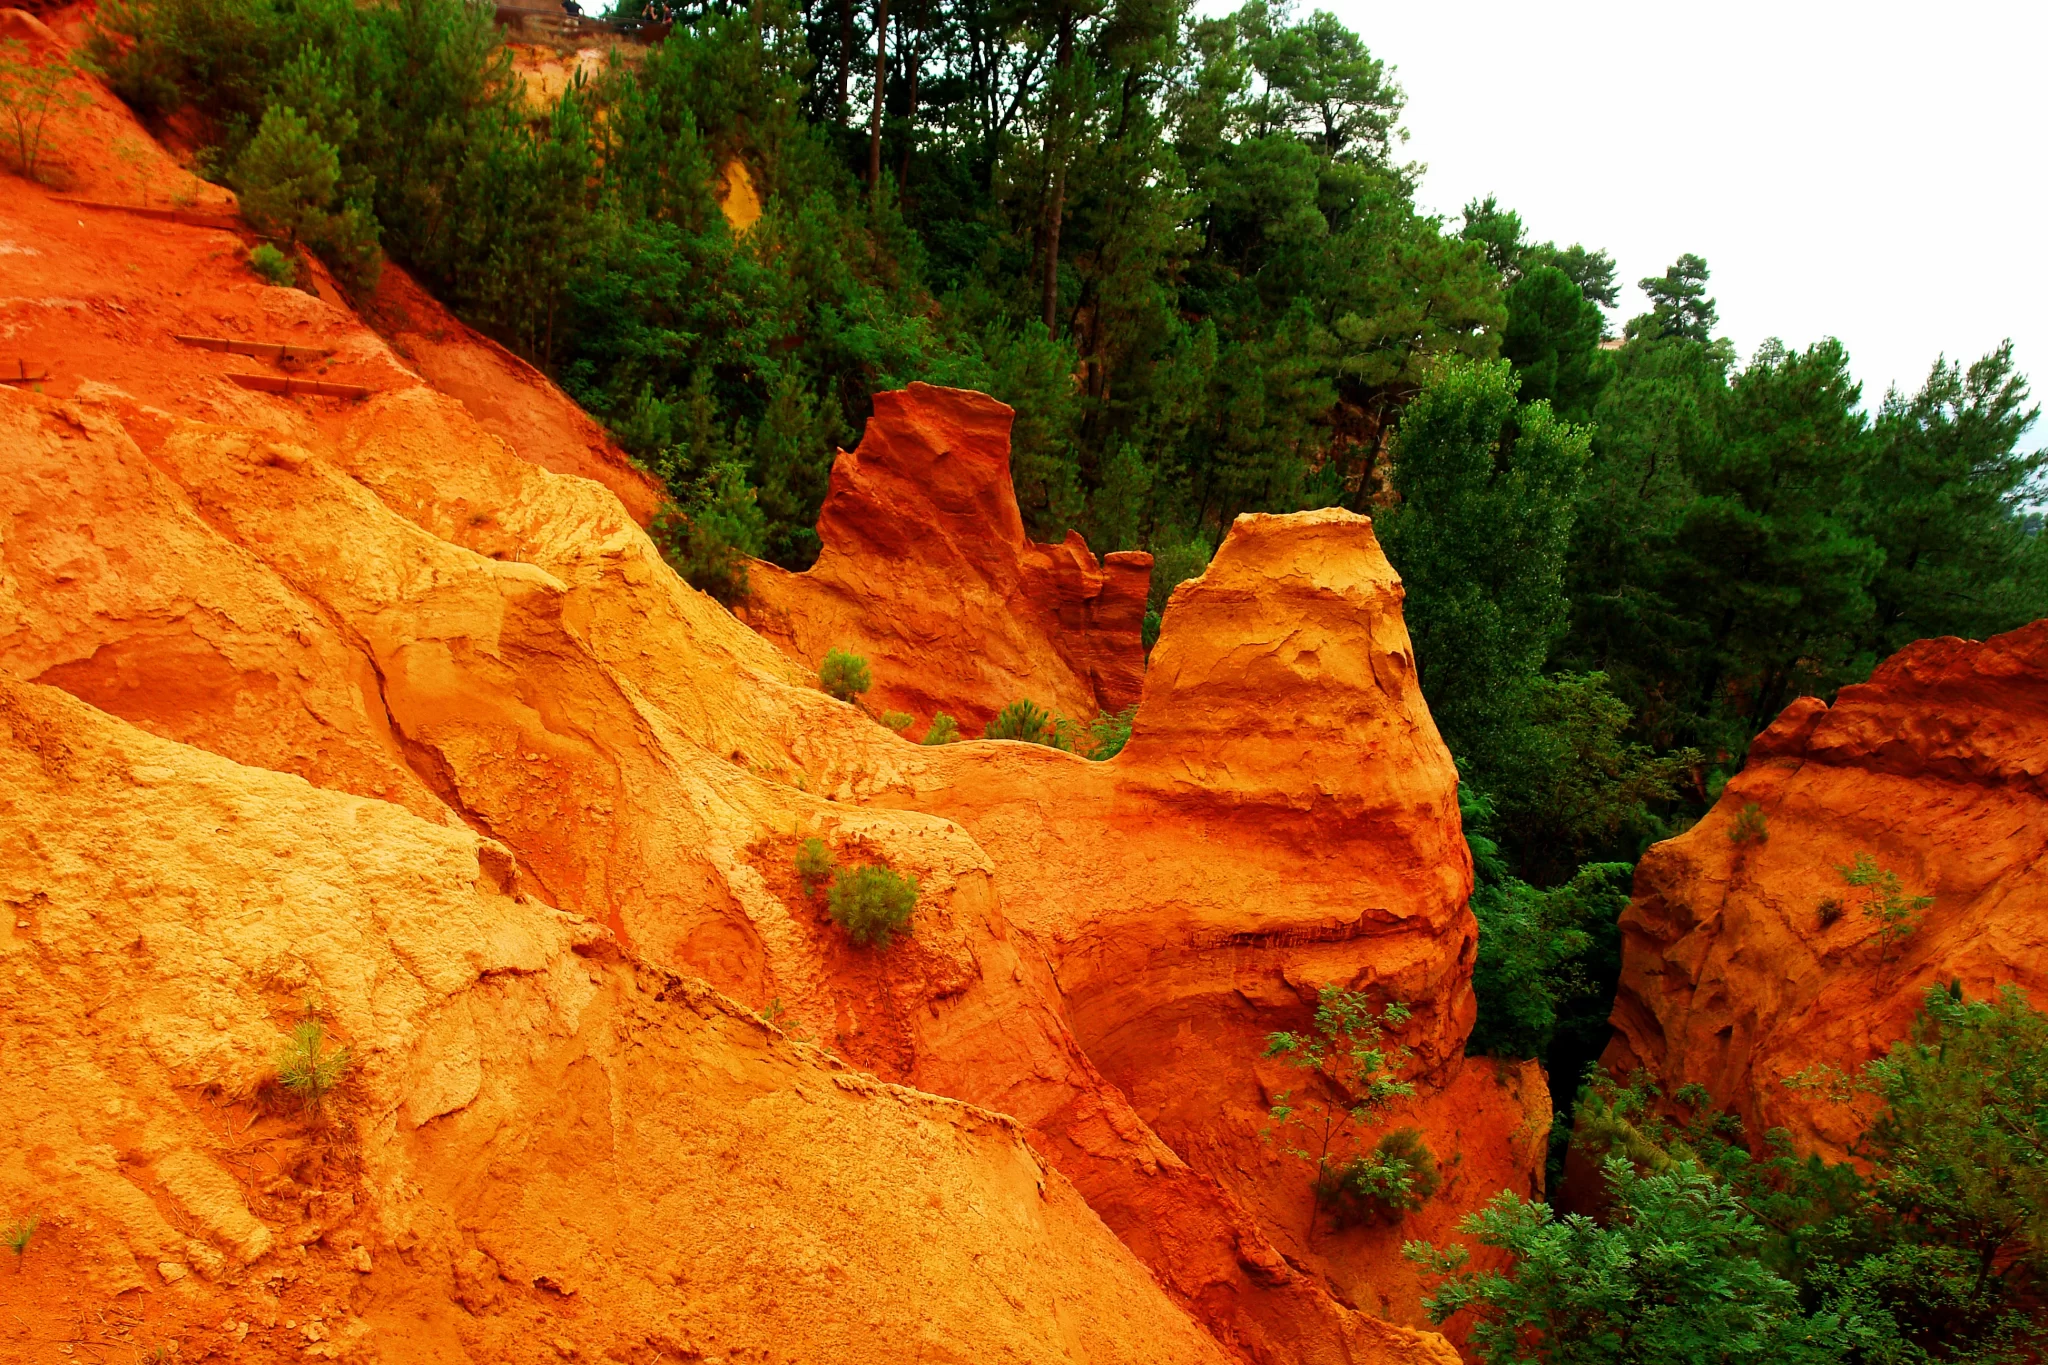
[867,0,889,196]
[837,0,853,111]
[1040,13,1073,334]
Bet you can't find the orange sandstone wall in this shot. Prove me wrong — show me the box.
[1603,620,2048,1155]
[740,384,1152,735]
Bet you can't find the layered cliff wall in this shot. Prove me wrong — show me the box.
[1603,621,2048,1154]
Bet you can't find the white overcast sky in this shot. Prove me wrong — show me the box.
[1320,0,2044,416]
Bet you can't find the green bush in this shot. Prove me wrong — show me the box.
[1840,851,1931,960]
[792,836,834,889]
[1086,706,1136,760]
[1727,801,1768,845]
[275,1018,348,1112]
[1314,1127,1440,1226]
[921,713,960,745]
[826,864,919,948]
[985,699,1061,746]
[248,241,297,286]
[818,648,871,702]
[879,711,913,734]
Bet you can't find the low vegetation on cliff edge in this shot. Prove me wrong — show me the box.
[1411,985,2048,1364]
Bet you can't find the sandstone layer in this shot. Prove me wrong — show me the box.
[740,384,1151,736]
[1,56,1474,1365]
[1603,620,2048,1154]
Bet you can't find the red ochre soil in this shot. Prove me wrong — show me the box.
[0,21,1551,1365]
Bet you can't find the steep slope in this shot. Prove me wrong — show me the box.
[1603,620,2048,1154]
[0,677,1233,1365]
[0,59,1470,1364]
[740,384,1151,736]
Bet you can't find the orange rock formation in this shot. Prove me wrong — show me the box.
[740,384,1152,736]
[1603,620,2048,1154]
[0,39,1531,1364]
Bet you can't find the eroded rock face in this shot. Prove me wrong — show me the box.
[871,509,1541,1330]
[1604,621,2048,1154]
[740,383,1152,735]
[1,83,1468,1365]
[0,678,1233,1365]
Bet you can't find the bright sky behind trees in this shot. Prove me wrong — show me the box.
[1329,0,2044,411]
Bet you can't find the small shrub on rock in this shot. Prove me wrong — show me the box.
[827,863,919,948]
[248,242,297,287]
[880,711,913,734]
[819,648,871,702]
[1314,1127,1440,1226]
[3,1213,36,1267]
[1727,801,1768,845]
[921,713,960,745]
[986,698,1071,747]
[1086,706,1136,760]
[793,836,834,889]
[275,1018,349,1112]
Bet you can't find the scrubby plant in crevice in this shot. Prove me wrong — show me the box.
[984,698,1057,745]
[879,711,913,734]
[248,241,297,286]
[921,713,960,745]
[1086,706,1136,759]
[826,863,918,949]
[1263,986,1416,1241]
[1727,800,1768,845]
[818,647,871,702]
[1839,851,1932,962]
[1315,1127,1441,1227]
[275,1016,349,1113]
[793,836,834,890]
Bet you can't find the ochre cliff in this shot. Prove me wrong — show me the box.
[0,50,1485,1365]
[1603,620,2048,1154]
[740,384,1152,736]
[869,508,1547,1326]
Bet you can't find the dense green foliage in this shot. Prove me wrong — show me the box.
[826,862,920,947]
[1413,986,2048,1362]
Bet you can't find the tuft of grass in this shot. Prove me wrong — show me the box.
[3,1213,37,1267]
[793,836,835,890]
[921,713,960,745]
[248,242,297,287]
[880,711,913,734]
[1727,801,1768,845]
[819,647,871,702]
[275,1018,349,1112]
[826,864,919,949]
[1816,896,1845,928]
